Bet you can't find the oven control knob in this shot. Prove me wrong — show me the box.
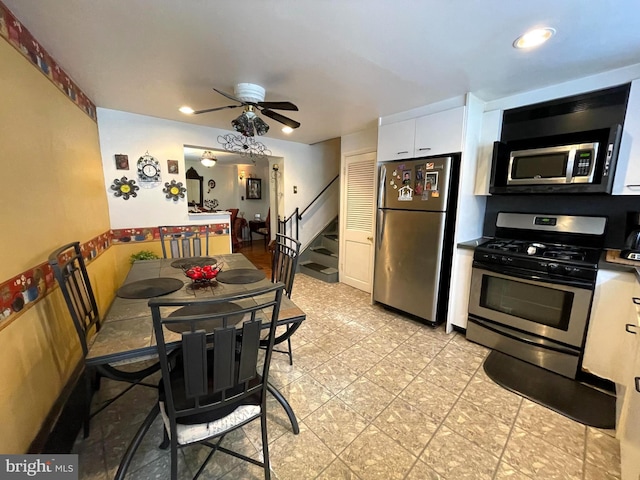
[548,262,560,272]
[500,256,508,263]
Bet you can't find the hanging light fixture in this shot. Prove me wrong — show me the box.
[200,150,217,167]
[231,106,270,137]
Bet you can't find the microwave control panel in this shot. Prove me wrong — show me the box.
[573,149,594,176]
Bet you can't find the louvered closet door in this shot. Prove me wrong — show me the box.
[340,151,376,292]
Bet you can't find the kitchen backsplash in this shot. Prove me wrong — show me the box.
[0,224,229,330]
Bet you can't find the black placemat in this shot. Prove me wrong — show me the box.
[170,257,217,269]
[215,269,266,284]
[116,278,184,299]
[166,302,244,333]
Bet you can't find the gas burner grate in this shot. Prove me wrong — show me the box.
[542,250,586,261]
[485,240,526,252]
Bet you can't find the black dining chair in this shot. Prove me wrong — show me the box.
[158,225,209,258]
[48,242,160,438]
[116,283,285,480]
[252,209,271,250]
[262,233,301,365]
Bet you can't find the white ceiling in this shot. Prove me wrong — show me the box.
[5,0,640,144]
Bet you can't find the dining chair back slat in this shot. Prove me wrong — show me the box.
[262,233,302,366]
[158,225,209,258]
[271,233,301,298]
[49,242,100,357]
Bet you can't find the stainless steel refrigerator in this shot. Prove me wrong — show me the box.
[373,156,458,325]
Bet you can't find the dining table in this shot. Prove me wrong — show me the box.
[86,253,305,478]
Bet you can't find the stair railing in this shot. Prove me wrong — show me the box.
[278,174,339,241]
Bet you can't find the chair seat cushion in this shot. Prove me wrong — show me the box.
[159,401,260,445]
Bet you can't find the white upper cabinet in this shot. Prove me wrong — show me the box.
[474,110,503,195]
[377,118,416,161]
[414,107,465,157]
[612,79,640,195]
[378,106,466,162]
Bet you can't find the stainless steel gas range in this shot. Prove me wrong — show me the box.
[466,213,607,379]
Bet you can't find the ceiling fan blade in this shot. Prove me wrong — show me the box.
[213,87,245,104]
[261,109,301,129]
[193,104,241,115]
[256,101,298,111]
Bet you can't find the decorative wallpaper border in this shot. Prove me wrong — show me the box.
[110,224,230,244]
[0,224,229,329]
[0,232,111,328]
[0,0,97,121]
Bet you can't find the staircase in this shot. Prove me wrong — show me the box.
[299,218,339,283]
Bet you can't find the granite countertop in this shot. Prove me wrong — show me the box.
[457,237,492,250]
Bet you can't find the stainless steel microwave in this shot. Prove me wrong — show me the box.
[489,124,622,194]
[507,142,598,185]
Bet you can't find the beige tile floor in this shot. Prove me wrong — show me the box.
[73,274,621,479]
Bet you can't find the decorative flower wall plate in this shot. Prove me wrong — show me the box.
[163,180,186,201]
[111,177,139,200]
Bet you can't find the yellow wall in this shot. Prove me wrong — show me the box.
[0,30,233,453]
[0,39,111,453]
[112,236,231,283]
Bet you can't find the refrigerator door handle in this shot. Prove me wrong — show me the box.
[377,209,385,248]
[378,165,387,209]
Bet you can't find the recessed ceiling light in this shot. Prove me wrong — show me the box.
[513,27,556,49]
[179,106,194,114]
[281,126,293,134]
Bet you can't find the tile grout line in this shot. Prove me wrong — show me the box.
[491,394,524,480]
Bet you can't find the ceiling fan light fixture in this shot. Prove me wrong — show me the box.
[200,150,217,167]
[253,116,270,136]
[179,106,194,114]
[232,112,255,137]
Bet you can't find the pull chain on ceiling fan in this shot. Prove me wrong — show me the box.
[180,83,300,137]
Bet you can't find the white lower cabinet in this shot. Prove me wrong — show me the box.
[619,282,640,480]
[446,247,474,331]
[585,268,640,479]
[583,269,637,384]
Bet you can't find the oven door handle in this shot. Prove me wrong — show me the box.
[469,317,580,356]
[472,262,593,289]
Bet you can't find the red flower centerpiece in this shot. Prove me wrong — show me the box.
[183,264,221,285]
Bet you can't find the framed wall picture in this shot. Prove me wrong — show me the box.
[115,154,129,170]
[246,178,262,200]
[167,159,179,174]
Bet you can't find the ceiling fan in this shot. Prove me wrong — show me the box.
[181,83,300,137]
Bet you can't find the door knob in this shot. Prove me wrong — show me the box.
[367,236,373,241]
